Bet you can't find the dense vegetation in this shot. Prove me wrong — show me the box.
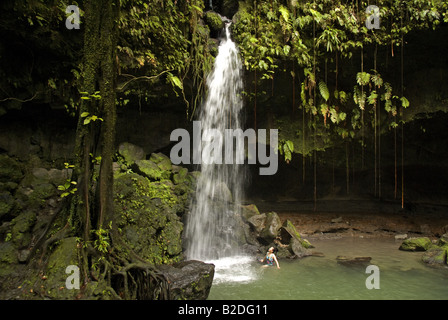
[0,0,447,299]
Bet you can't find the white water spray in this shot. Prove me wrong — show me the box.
[185,24,246,262]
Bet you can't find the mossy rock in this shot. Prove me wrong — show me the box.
[118,142,145,164]
[0,242,18,275]
[0,154,23,183]
[45,237,80,299]
[113,172,184,265]
[437,233,448,247]
[241,204,260,221]
[150,152,172,172]
[133,159,170,181]
[10,211,36,248]
[205,11,224,32]
[0,191,15,220]
[280,219,314,249]
[422,247,448,266]
[173,167,188,185]
[399,237,434,251]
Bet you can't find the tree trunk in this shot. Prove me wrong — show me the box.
[97,0,118,229]
[73,0,118,255]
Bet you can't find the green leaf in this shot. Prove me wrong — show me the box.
[81,112,90,118]
[319,81,330,101]
[84,118,91,125]
[401,96,410,108]
[279,6,290,23]
[285,140,294,153]
[169,74,183,90]
[191,5,203,13]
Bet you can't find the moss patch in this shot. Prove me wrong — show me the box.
[113,172,187,264]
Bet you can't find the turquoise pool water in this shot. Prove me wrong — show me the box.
[207,237,448,300]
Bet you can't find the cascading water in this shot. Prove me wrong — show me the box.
[185,23,246,263]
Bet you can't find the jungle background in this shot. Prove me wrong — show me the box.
[0,0,448,300]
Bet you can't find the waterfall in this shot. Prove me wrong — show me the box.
[186,23,245,261]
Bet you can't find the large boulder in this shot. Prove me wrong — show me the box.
[10,210,36,249]
[421,233,448,267]
[422,247,447,266]
[133,159,169,181]
[118,142,146,164]
[150,152,172,172]
[204,11,225,33]
[259,212,281,244]
[159,260,215,300]
[44,237,80,299]
[399,237,434,251]
[279,220,313,258]
[132,153,173,181]
[113,172,184,264]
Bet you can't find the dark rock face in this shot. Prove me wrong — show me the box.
[159,260,215,300]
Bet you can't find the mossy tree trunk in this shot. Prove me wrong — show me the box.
[72,0,118,282]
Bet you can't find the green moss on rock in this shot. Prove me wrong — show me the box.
[205,11,224,32]
[113,172,184,265]
[117,142,145,164]
[11,211,36,248]
[44,237,79,299]
[0,154,23,183]
[399,237,434,251]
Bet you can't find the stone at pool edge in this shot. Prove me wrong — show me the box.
[399,237,434,252]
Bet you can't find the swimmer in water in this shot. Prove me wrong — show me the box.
[260,247,280,269]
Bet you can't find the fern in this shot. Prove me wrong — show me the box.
[318,81,330,101]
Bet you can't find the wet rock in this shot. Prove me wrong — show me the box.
[279,220,313,258]
[247,213,266,234]
[118,142,146,164]
[212,182,233,203]
[204,11,224,33]
[133,159,170,181]
[241,204,260,221]
[259,212,281,244]
[336,256,372,266]
[399,237,434,251]
[395,233,408,240]
[422,247,447,266]
[150,152,173,172]
[437,233,448,247]
[113,172,184,264]
[173,167,189,185]
[159,260,215,300]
